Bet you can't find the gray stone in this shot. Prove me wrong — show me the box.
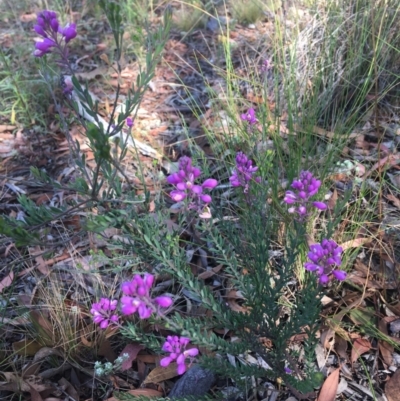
[168,365,216,399]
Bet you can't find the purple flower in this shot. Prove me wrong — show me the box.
[35,38,56,53]
[91,298,119,329]
[59,23,77,43]
[121,296,153,319]
[240,108,258,125]
[154,296,174,308]
[167,156,218,218]
[126,117,134,127]
[34,24,47,37]
[229,152,259,193]
[260,58,272,73]
[160,336,199,375]
[120,274,172,319]
[284,171,327,220]
[62,76,73,95]
[304,239,346,285]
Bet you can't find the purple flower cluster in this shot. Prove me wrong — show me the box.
[229,152,260,193]
[91,298,119,329]
[90,276,199,376]
[121,273,173,319]
[160,336,199,375]
[284,171,327,219]
[33,10,77,58]
[240,108,258,125]
[305,239,346,284]
[167,156,218,217]
[90,274,172,328]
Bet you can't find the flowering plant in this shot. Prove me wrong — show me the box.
[16,3,353,397]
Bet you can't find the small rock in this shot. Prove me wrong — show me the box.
[248,24,256,29]
[390,318,400,334]
[168,365,216,399]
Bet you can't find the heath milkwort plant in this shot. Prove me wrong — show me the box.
[33,10,77,62]
[167,156,218,218]
[283,171,327,220]
[305,239,346,285]
[229,151,260,194]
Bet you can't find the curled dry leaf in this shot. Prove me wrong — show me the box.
[119,343,143,371]
[317,367,341,401]
[378,319,394,366]
[0,271,14,293]
[351,338,371,364]
[13,339,43,356]
[385,368,400,401]
[144,362,181,384]
[339,237,370,251]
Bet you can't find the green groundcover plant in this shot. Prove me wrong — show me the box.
[0,1,353,399]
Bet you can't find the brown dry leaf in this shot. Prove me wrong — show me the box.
[326,188,338,211]
[137,358,146,381]
[362,153,400,180]
[120,344,143,371]
[317,367,340,401]
[33,347,63,362]
[20,13,37,22]
[143,362,180,384]
[339,237,370,251]
[58,378,79,401]
[43,398,63,401]
[28,246,50,275]
[351,338,371,364]
[0,271,14,293]
[320,328,335,350]
[347,273,383,289]
[0,125,16,132]
[29,311,54,346]
[386,194,400,209]
[379,319,394,366]
[75,66,109,80]
[28,383,44,401]
[198,264,223,280]
[98,338,116,362]
[22,361,42,378]
[227,299,250,313]
[80,332,94,347]
[137,354,160,363]
[13,339,43,356]
[335,335,349,362]
[385,368,400,401]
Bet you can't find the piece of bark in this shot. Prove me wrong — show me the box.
[168,365,216,399]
